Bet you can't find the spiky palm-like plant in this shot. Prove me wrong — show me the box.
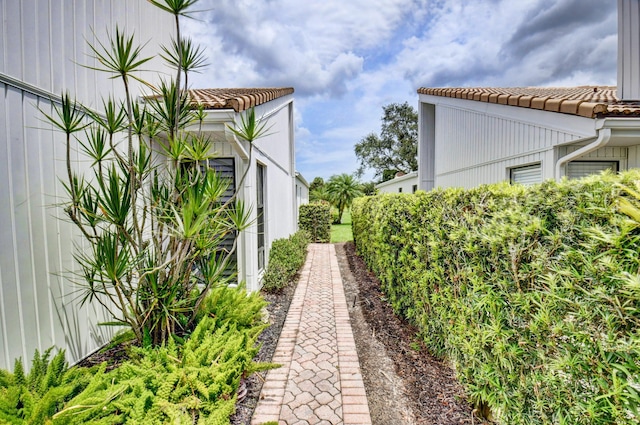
[41,0,266,346]
[326,173,364,224]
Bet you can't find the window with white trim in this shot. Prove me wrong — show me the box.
[206,158,237,281]
[510,163,542,186]
[567,161,618,180]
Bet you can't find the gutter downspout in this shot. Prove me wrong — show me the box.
[555,128,612,179]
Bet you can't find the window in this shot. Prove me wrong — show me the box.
[398,187,403,193]
[412,184,418,193]
[257,164,266,272]
[206,158,237,281]
[207,158,236,202]
[567,161,618,180]
[510,163,542,186]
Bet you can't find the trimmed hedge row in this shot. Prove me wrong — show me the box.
[299,202,331,243]
[352,171,640,424]
[0,285,272,424]
[262,231,309,292]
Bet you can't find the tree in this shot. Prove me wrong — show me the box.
[360,181,378,196]
[309,176,330,202]
[42,0,266,347]
[354,102,418,181]
[309,177,325,192]
[326,174,363,224]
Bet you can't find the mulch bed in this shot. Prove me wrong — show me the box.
[230,281,298,425]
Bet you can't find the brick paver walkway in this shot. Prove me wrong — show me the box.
[252,244,372,425]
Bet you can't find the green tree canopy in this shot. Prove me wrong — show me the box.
[309,176,325,192]
[354,102,418,181]
[326,173,363,224]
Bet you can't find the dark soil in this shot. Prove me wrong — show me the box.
[229,281,298,425]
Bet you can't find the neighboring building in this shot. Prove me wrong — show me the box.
[0,0,174,370]
[295,172,310,222]
[375,171,419,194]
[417,0,640,190]
[186,88,298,291]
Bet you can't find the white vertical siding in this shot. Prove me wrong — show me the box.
[559,146,628,164]
[0,0,174,370]
[421,96,598,189]
[618,0,640,101]
[253,99,297,288]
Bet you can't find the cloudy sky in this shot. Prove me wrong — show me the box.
[183,0,617,182]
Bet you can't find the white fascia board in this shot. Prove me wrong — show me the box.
[252,95,294,121]
[295,171,309,187]
[418,94,597,139]
[375,171,418,189]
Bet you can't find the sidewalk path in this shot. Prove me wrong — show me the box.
[251,243,372,425]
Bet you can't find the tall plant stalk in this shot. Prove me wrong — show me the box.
[42,0,266,346]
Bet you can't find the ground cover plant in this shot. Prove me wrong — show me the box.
[0,285,272,424]
[352,170,640,424]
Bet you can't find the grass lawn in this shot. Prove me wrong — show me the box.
[331,209,353,243]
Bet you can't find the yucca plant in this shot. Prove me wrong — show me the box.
[42,0,265,346]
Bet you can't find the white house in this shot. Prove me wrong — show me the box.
[186,88,298,291]
[417,0,640,190]
[376,171,419,194]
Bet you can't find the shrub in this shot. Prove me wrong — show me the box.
[0,285,273,424]
[0,349,94,424]
[299,202,331,242]
[352,170,640,424]
[42,0,271,348]
[262,231,309,292]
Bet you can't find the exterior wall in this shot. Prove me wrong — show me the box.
[295,173,309,225]
[252,99,297,288]
[201,96,297,292]
[618,0,640,101]
[376,172,419,193]
[0,1,173,370]
[418,94,600,189]
[559,146,628,170]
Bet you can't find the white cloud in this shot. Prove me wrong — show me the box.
[183,0,618,181]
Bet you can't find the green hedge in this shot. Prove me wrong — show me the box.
[352,171,640,424]
[0,285,272,424]
[262,231,309,292]
[299,202,331,243]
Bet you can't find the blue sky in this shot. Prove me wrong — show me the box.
[183,0,617,183]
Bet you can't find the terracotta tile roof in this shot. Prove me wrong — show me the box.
[417,86,640,118]
[187,88,294,112]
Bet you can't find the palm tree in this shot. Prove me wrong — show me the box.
[326,173,364,224]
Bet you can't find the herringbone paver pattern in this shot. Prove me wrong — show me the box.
[252,244,371,425]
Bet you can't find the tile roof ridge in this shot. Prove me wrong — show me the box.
[417,86,624,118]
[187,87,294,112]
